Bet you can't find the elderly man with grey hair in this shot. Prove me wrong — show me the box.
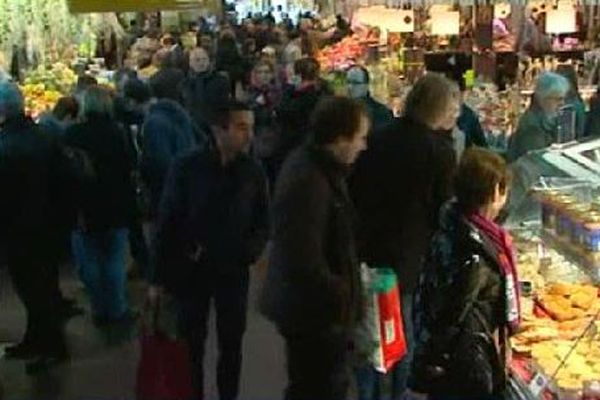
[0,82,68,373]
[508,72,570,162]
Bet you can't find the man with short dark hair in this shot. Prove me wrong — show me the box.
[346,65,394,131]
[151,101,269,400]
[261,96,370,400]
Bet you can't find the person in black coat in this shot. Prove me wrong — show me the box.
[275,57,332,169]
[0,82,68,372]
[411,148,518,400]
[260,97,370,400]
[349,73,459,400]
[180,47,231,134]
[151,101,269,400]
[148,48,186,102]
[64,86,136,325]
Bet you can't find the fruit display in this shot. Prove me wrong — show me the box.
[316,35,369,72]
[20,63,77,119]
[20,83,62,120]
[23,63,77,94]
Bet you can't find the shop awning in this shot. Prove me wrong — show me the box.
[67,0,204,13]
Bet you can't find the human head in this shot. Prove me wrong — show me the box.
[124,79,152,106]
[346,65,370,99]
[455,147,512,218]
[52,96,79,122]
[211,101,255,157]
[76,75,98,93]
[152,49,171,69]
[82,86,114,119]
[311,96,370,165]
[555,65,580,101]
[189,47,211,73]
[0,82,24,125]
[114,68,138,93]
[294,57,320,84]
[403,73,461,131]
[253,61,275,87]
[533,72,570,116]
[261,46,277,66]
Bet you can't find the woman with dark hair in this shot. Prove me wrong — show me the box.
[215,32,245,96]
[38,96,79,137]
[261,96,370,399]
[64,86,135,326]
[410,147,519,400]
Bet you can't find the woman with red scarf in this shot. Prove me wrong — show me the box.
[410,147,520,400]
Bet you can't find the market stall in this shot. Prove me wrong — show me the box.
[504,138,600,399]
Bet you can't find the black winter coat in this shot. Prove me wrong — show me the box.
[0,115,68,239]
[180,71,231,131]
[153,147,269,295]
[349,117,456,293]
[260,145,363,336]
[63,116,136,231]
[275,84,331,161]
[411,202,507,398]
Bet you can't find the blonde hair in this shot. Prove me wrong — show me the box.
[403,73,460,129]
[82,86,114,118]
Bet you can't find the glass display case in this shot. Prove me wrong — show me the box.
[505,138,600,400]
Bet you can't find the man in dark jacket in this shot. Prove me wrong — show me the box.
[349,74,459,399]
[148,48,186,102]
[152,101,269,400]
[275,57,331,166]
[261,97,370,400]
[0,82,67,372]
[180,47,231,134]
[346,65,394,131]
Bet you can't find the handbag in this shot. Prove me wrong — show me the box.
[357,265,407,373]
[135,297,194,400]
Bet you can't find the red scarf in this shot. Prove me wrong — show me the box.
[468,213,521,335]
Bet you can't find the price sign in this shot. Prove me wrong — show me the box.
[528,371,550,397]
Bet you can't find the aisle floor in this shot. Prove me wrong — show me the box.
[0,265,288,400]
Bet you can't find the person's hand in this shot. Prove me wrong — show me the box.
[147,285,162,308]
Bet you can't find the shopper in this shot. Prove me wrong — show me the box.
[140,98,199,219]
[261,96,370,400]
[556,64,586,139]
[349,73,459,400]
[148,48,185,102]
[0,82,67,372]
[411,148,519,400]
[276,57,331,166]
[585,85,600,137]
[247,60,282,188]
[64,86,136,326]
[453,77,488,149]
[215,32,245,97]
[180,46,231,134]
[346,65,394,131]
[152,101,269,400]
[507,72,569,162]
[38,96,79,138]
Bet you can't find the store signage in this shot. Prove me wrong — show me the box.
[431,11,460,36]
[68,0,203,13]
[546,8,577,34]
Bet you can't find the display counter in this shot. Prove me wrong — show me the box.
[506,138,600,399]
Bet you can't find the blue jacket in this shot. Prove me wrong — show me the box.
[141,100,200,214]
[457,104,488,149]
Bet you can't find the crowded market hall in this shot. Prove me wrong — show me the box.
[0,0,600,399]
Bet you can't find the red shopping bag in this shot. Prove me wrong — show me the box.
[370,268,407,373]
[136,300,194,400]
